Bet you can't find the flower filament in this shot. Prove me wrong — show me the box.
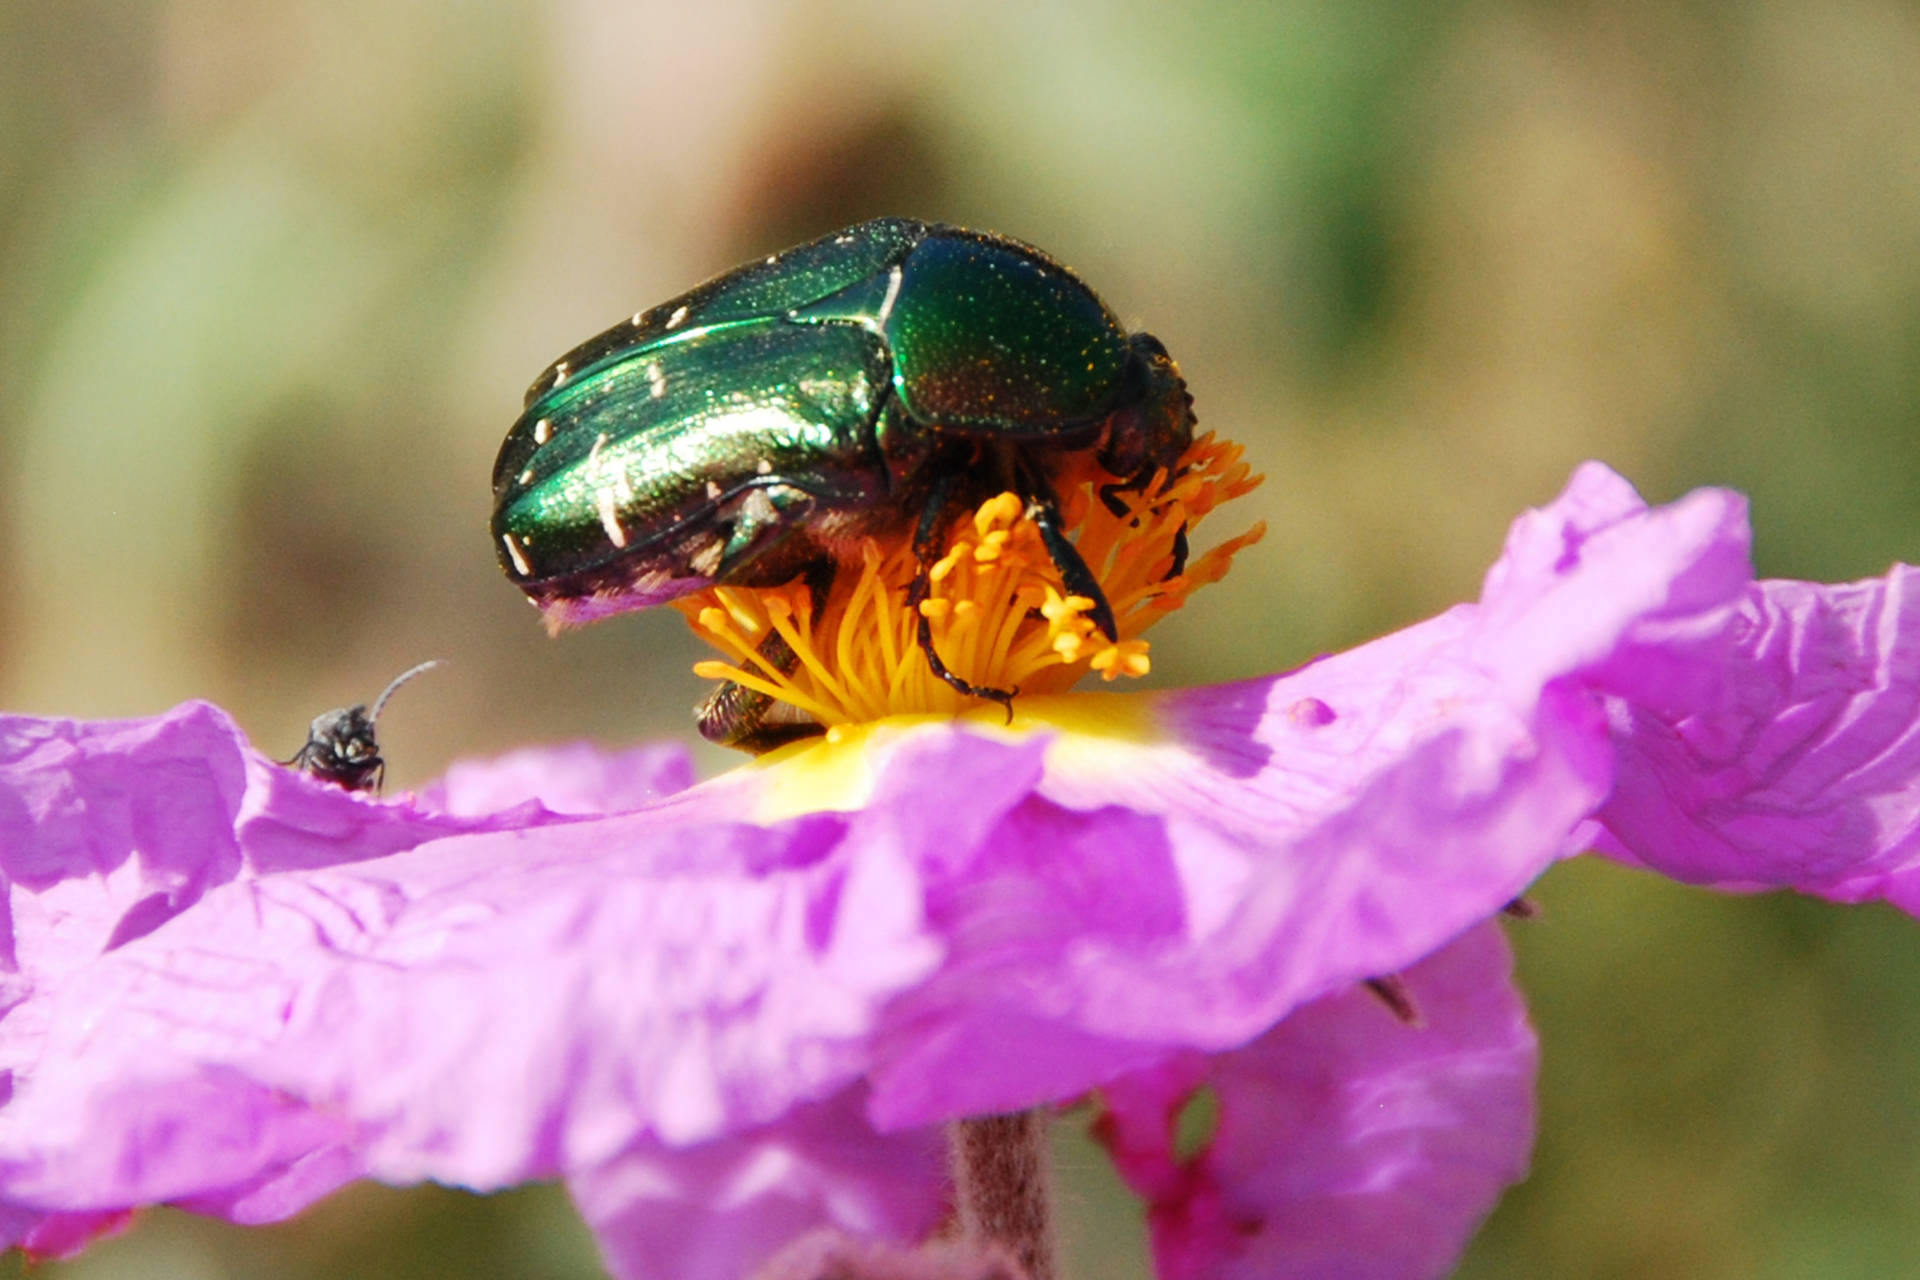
[676,433,1264,728]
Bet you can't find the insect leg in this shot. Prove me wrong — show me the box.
[1023,493,1118,642]
[1168,523,1189,580]
[907,470,1016,717]
[696,626,829,754]
[697,559,834,755]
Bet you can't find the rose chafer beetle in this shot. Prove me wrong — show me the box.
[491,217,1194,750]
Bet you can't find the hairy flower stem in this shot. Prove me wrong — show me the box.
[949,1112,1055,1280]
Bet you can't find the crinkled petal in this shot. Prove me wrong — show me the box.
[0,730,987,1217]
[0,702,565,974]
[1095,924,1535,1280]
[0,464,1781,1275]
[860,463,1747,1123]
[419,741,694,816]
[574,1087,946,1280]
[1593,565,1920,906]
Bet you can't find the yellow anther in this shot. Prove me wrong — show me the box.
[974,530,1011,562]
[1040,590,1094,626]
[930,547,966,583]
[672,432,1262,740]
[975,491,1022,534]
[1091,641,1151,680]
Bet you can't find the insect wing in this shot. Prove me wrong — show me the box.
[520,218,927,409]
[493,318,893,606]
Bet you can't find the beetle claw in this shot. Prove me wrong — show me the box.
[915,612,1018,712]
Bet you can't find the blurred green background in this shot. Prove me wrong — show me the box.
[3,0,1918,1276]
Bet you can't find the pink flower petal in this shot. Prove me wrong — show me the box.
[574,1088,946,1280]
[0,796,947,1206]
[866,463,1746,1123]
[1096,924,1535,1280]
[0,463,1844,1280]
[419,740,693,816]
[1594,564,1920,906]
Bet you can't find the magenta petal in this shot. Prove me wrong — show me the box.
[2,1208,133,1261]
[0,702,252,888]
[865,780,1188,1124]
[0,464,1821,1276]
[1016,463,1749,1056]
[1097,924,1536,1280]
[0,702,562,969]
[574,1087,946,1280]
[0,755,952,1212]
[418,741,694,816]
[1594,565,1920,903]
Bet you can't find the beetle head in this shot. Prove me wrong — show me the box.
[1097,332,1195,485]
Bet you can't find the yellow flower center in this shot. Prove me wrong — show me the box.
[674,433,1264,733]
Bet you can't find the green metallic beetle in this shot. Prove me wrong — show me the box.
[491,217,1195,750]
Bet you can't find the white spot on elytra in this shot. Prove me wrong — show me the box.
[741,488,778,526]
[876,266,904,326]
[552,361,569,388]
[666,305,689,330]
[533,419,551,444]
[755,459,773,475]
[632,311,646,326]
[501,533,532,576]
[705,480,722,500]
[765,255,777,265]
[648,363,666,399]
[586,432,607,470]
[596,488,627,547]
[517,467,533,485]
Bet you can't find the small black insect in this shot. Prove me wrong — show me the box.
[287,660,443,793]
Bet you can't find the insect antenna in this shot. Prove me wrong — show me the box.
[369,660,444,726]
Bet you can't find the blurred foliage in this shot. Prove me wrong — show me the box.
[5,0,1920,1276]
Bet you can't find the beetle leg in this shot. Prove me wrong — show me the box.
[696,563,832,754]
[1167,522,1189,580]
[802,557,836,626]
[909,576,1016,722]
[908,472,1017,719]
[1023,494,1119,642]
[697,626,828,754]
[1097,482,1133,520]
